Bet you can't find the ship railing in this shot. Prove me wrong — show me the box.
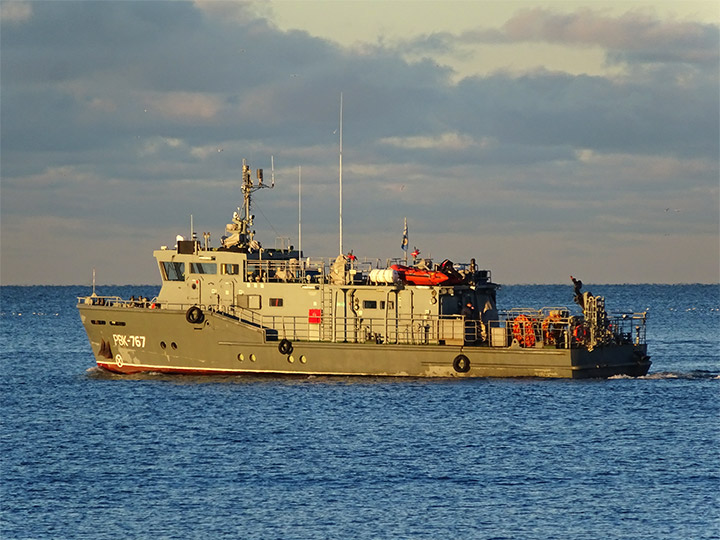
[243,258,371,286]
[244,257,491,286]
[223,305,466,345]
[78,295,123,306]
[245,259,324,284]
[606,312,648,346]
[488,309,573,348]
[487,308,647,348]
[77,295,161,309]
[244,258,374,285]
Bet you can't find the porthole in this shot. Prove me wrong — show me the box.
[237,353,244,362]
[250,353,256,362]
[160,341,166,349]
[171,342,178,350]
[299,355,307,364]
[288,355,295,364]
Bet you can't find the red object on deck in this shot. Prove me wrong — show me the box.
[391,264,462,286]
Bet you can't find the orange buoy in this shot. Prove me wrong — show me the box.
[512,315,536,348]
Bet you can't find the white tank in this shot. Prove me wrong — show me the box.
[369,268,400,284]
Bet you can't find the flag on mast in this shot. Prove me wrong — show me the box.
[401,218,408,251]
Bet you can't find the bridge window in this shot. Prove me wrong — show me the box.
[269,298,284,307]
[189,262,217,274]
[162,262,184,281]
[222,263,239,275]
[362,300,387,309]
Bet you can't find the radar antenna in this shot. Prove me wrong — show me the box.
[221,158,275,251]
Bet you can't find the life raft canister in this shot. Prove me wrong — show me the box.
[512,314,536,348]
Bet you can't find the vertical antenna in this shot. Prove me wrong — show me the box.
[92,267,96,296]
[403,217,408,265]
[298,165,302,258]
[190,214,194,241]
[271,155,275,188]
[339,92,343,256]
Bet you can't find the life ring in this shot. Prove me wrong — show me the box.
[186,306,204,324]
[278,338,293,355]
[512,315,536,348]
[542,315,563,345]
[453,354,470,373]
[573,324,588,343]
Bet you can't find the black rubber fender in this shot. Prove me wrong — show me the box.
[453,354,470,373]
[278,338,293,356]
[186,306,204,325]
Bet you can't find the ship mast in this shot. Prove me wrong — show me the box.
[222,158,273,251]
[338,92,343,256]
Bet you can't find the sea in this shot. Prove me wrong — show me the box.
[1,284,718,540]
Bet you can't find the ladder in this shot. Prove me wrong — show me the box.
[320,284,334,341]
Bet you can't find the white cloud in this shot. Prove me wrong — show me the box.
[501,7,720,65]
[142,93,223,121]
[0,1,32,23]
[138,137,187,157]
[379,132,489,151]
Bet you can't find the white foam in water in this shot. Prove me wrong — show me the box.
[610,372,719,381]
[642,372,680,379]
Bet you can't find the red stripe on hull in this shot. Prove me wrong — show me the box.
[97,361,251,376]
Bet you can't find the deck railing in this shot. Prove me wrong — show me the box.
[226,305,467,345]
[78,296,647,348]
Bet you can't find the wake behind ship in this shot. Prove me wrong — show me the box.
[78,159,650,379]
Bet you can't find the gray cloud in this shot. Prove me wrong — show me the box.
[404,8,720,67]
[1,2,717,285]
[503,8,719,63]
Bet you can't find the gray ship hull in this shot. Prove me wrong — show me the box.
[79,305,650,379]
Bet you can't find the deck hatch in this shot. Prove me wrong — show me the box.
[237,294,261,309]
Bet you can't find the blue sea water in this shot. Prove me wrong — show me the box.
[1,284,718,540]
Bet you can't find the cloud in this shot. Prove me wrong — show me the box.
[379,132,488,151]
[0,1,32,23]
[143,93,223,121]
[501,8,720,65]
[401,8,719,67]
[1,2,717,284]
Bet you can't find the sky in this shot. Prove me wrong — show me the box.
[1,0,718,285]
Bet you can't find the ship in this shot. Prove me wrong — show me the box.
[77,159,650,379]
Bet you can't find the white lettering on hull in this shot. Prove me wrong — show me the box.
[113,334,146,348]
